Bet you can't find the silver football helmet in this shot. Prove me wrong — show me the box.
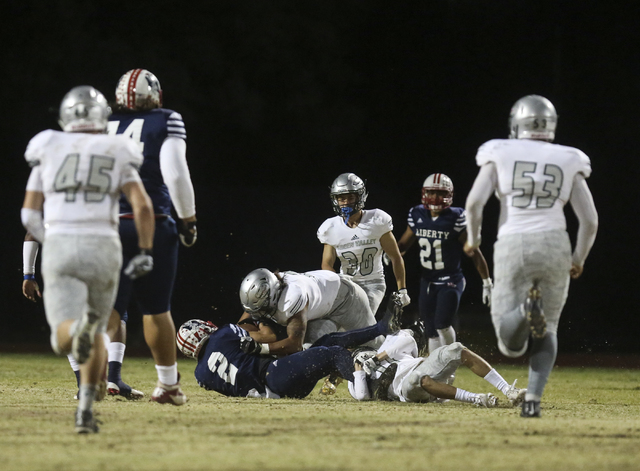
[508,95,557,141]
[58,86,111,133]
[176,319,218,359]
[330,173,368,218]
[115,68,162,110]
[239,268,283,319]
[422,173,454,211]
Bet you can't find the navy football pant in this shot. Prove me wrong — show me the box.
[265,346,355,398]
[114,216,179,317]
[419,277,465,338]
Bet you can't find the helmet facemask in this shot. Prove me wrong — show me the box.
[421,173,454,211]
[329,173,368,225]
[176,319,218,359]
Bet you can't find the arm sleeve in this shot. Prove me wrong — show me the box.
[569,174,598,267]
[465,163,498,247]
[159,136,196,219]
[23,241,39,274]
[348,371,371,400]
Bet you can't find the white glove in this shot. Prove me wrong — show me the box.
[361,356,380,375]
[482,278,493,307]
[395,288,411,307]
[124,250,154,279]
[382,252,391,266]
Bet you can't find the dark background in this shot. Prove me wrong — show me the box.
[1,1,638,355]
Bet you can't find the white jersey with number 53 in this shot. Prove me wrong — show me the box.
[317,209,393,283]
[475,138,591,237]
[24,129,143,237]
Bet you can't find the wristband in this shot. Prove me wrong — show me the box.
[139,248,153,256]
[482,278,493,287]
[259,343,270,355]
[23,274,36,281]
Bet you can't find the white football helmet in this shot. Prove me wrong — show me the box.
[422,173,453,211]
[115,68,162,110]
[239,268,283,319]
[509,95,557,141]
[330,173,368,217]
[58,86,111,133]
[176,319,218,359]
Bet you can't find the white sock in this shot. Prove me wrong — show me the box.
[108,342,126,363]
[156,363,178,386]
[484,368,509,394]
[78,384,96,411]
[525,392,542,402]
[437,326,456,345]
[67,354,80,372]
[428,337,442,353]
[454,388,478,403]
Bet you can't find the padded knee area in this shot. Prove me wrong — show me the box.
[498,337,528,358]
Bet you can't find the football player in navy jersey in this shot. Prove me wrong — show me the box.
[176,299,403,398]
[106,69,197,405]
[396,174,492,356]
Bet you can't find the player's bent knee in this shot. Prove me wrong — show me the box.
[497,337,528,358]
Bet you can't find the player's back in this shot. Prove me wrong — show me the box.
[194,324,269,397]
[108,108,186,216]
[476,138,591,236]
[25,130,143,236]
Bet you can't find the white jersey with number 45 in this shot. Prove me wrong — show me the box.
[317,209,393,283]
[24,129,143,237]
[475,138,591,237]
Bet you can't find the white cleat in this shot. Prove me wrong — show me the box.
[504,379,527,407]
[473,393,499,408]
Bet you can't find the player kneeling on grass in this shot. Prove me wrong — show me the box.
[348,329,526,408]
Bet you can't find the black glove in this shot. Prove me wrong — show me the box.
[178,220,197,247]
[124,249,154,279]
[239,336,265,355]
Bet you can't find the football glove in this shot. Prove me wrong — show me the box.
[482,278,493,307]
[394,288,411,307]
[124,249,154,279]
[239,336,270,355]
[178,220,197,247]
[359,356,380,375]
[382,252,391,266]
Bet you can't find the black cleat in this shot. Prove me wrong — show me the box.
[379,294,404,335]
[524,284,546,339]
[75,408,100,434]
[370,363,398,401]
[520,400,541,418]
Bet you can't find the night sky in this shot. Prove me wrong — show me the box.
[1,1,638,353]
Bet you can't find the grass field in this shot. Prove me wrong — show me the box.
[1,353,639,471]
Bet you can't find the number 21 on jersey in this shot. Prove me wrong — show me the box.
[419,238,444,270]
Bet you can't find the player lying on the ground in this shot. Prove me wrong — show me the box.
[176,296,404,398]
[348,329,526,408]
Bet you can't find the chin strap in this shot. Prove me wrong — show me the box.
[340,207,354,225]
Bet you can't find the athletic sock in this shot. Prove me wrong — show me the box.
[107,342,126,383]
[428,337,442,353]
[78,384,97,412]
[454,388,478,403]
[483,368,509,394]
[156,363,178,386]
[67,354,81,388]
[526,332,558,401]
[437,326,456,346]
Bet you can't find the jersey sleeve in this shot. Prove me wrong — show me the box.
[574,148,592,178]
[407,207,417,233]
[475,139,501,167]
[317,218,332,245]
[166,111,187,140]
[375,209,393,233]
[24,130,54,167]
[453,208,467,233]
[279,284,307,318]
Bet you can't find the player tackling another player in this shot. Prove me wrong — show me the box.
[464,95,598,418]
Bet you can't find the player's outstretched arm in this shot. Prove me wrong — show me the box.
[321,244,337,272]
[568,174,598,279]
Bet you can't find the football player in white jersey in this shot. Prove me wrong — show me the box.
[21,86,155,433]
[238,268,401,356]
[318,173,409,314]
[348,329,526,407]
[464,95,598,418]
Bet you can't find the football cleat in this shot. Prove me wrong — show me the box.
[524,284,546,339]
[504,380,527,407]
[108,381,144,400]
[473,393,499,408]
[72,310,101,365]
[521,400,541,418]
[379,293,404,335]
[151,375,187,406]
[370,363,398,401]
[319,375,343,396]
[75,408,100,434]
